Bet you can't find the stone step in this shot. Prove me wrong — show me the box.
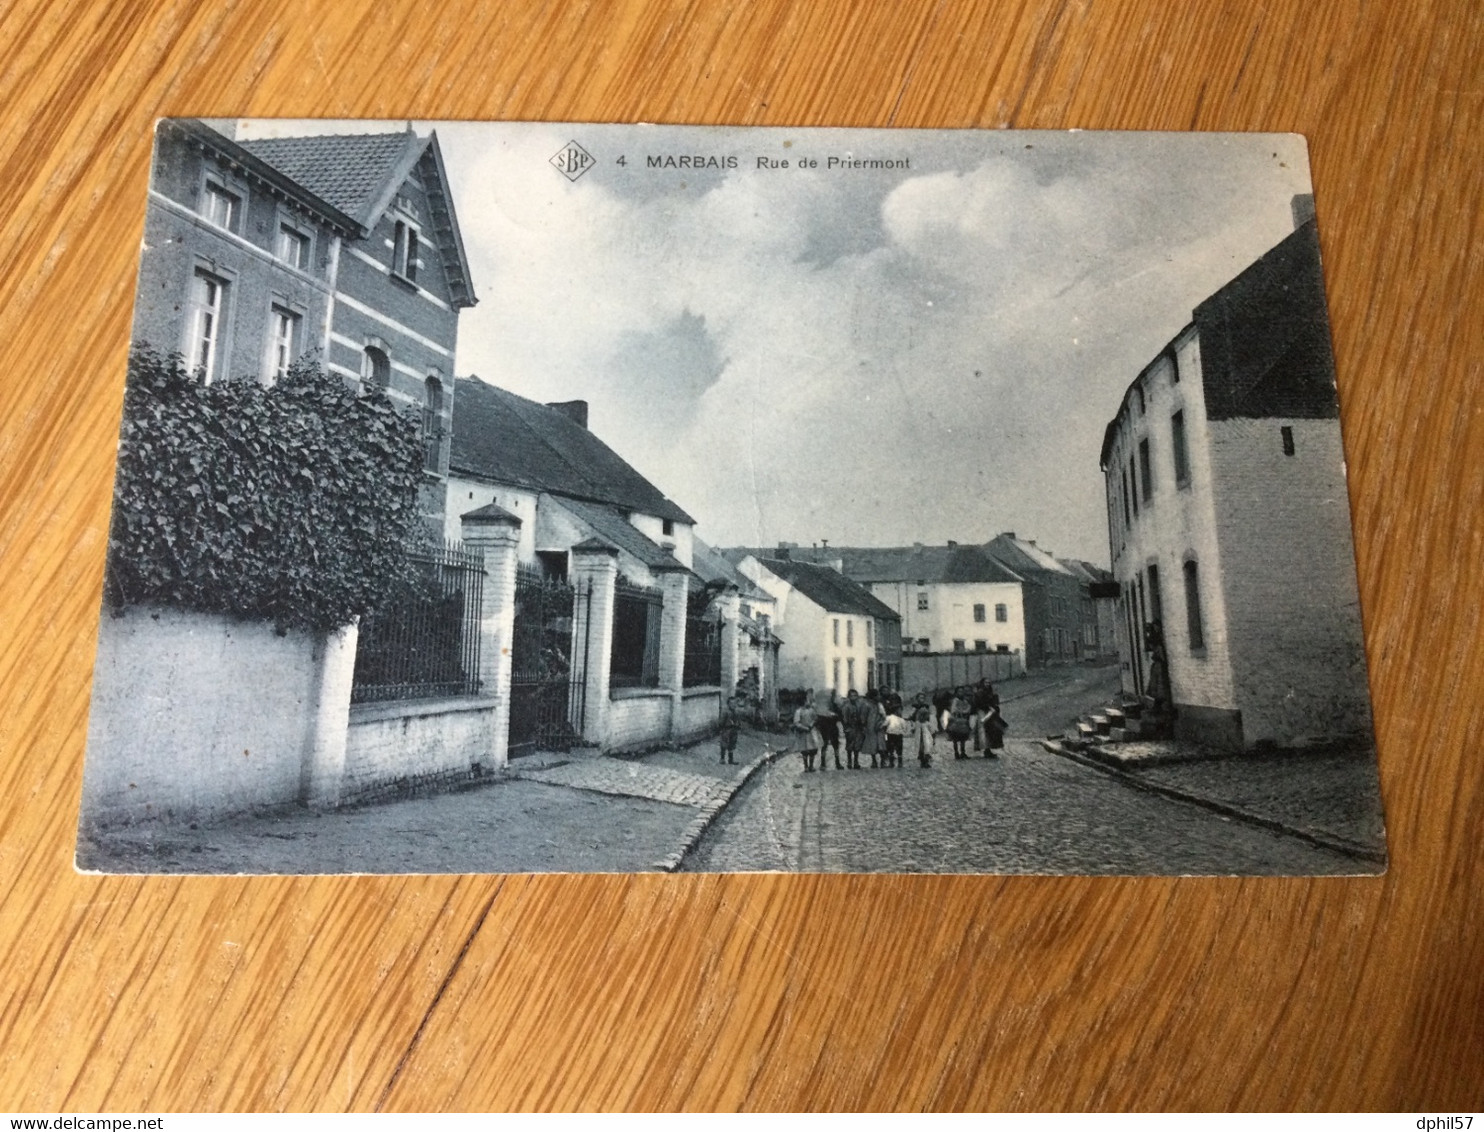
[1076,722,1098,741]
[1105,706,1127,726]
[1089,714,1112,735]
[1118,698,1144,720]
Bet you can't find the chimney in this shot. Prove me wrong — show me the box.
[1291,193,1316,229]
[912,541,924,551]
[946,540,958,547]
[546,400,588,429]
[775,545,791,561]
[1002,531,1016,541]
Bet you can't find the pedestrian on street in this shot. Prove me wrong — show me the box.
[718,695,741,765]
[983,703,1008,756]
[947,687,973,759]
[909,703,935,767]
[792,694,821,773]
[814,687,844,770]
[882,703,906,767]
[841,688,869,769]
[861,689,885,768]
[971,678,998,751]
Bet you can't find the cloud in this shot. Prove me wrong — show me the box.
[436,126,1313,562]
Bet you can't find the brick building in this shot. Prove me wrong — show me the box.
[1099,203,1371,750]
[132,118,475,533]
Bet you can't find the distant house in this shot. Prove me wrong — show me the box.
[133,118,476,535]
[730,554,902,696]
[446,377,726,754]
[1099,202,1371,750]
[981,533,1087,667]
[1059,558,1119,660]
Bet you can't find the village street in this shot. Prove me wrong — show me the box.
[80,663,1382,876]
[684,665,1383,875]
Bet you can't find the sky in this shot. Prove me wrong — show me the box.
[242,121,1315,565]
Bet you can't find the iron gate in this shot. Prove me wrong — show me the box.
[509,565,586,757]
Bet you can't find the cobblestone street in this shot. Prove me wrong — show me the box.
[684,667,1378,875]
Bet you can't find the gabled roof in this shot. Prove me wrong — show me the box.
[983,534,1076,578]
[837,544,1022,585]
[1059,558,1113,584]
[752,558,901,621]
[235,127,476,308]
[552,497,687,573]
[236,130,418,228]
[450,377,695,525]
[692,538,772,601]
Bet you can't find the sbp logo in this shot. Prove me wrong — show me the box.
[550,141,595,182]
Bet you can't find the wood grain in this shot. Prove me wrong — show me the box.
[1,0,1480,1111]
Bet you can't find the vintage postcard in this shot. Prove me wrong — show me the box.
[76,121,1386,874]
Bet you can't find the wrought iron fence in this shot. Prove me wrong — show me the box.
[509,565,586,756]
[611,574,662,688]
[683,593,723,687]
[351,542,484,703]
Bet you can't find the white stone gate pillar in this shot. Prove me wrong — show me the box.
[656,565,690,739]
[570,538,619,746]
[302,618,359,809]
[717,585,742,696]
[461,503,523,769]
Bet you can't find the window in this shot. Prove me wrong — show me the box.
[847,658,855,691]
[361,346,390,392]
[393,219,420,282]
[423,376,444,472]
[867,659,875,689]
[1139,438,1153,503]
[866,621,873,647]
[832,657,841,693]
[996,644,1010,654]
[974,640,987,652]
[918,638,931,652]
[1147,564,1164,626]
[1184,559,1206,650]
[1172,410,1190,484]
[1129,456,1139,517]
[1282,425,1296,456]
[917,591,929,611]
[186,269,227,381]
[995,603,1007,622]
[973,603,986,622]
[276,223,310,270]
[662,519,674,536]
[832,618,840,645]
[740,603,751,618]
[952,639,965,652]
[266,305,299,383]
[201,180,240,231]
[846,620,854,647]
[1121,469,1132,526]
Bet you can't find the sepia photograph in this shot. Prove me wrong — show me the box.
[75,120,1386,875]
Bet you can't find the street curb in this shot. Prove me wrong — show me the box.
[1040,739,1388,865]
[650,737,785,873]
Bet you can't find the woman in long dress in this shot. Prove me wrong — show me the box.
[947,688,973,759]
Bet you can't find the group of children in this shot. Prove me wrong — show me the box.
[787,683,1008,773]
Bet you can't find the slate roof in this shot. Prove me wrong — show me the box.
[692,538,772,601]
[752,558,901,621]
[1059,558,1113,584]
[235,131,419,228]
[983,534,1076,578]
[450,377,695,525]
[552,497,687,573]
[837,545,1022,585]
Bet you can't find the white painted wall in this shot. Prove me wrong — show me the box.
[869,579,1025,656]
[444,474,539,557]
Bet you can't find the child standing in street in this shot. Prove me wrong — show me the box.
[792,695,821,773]
[882,705,906,768]
[718,695,741,765]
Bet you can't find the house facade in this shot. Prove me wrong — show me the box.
[731,555,902,696]
[981,533,1086,667]
[445,377,730,754]
[133,119,476,535]
[1100,206,1371,750]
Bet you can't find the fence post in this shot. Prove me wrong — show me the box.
[571,538,619,747]
[302,619,359,809]
[656,565,690,739]
[717,585,742,696]
[461,503,522,769]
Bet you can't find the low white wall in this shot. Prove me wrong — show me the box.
[80,605,331,829]
[606,688,672,752]
[675,687,721,743]
[343,697,499,800]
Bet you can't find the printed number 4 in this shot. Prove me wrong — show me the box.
[616,155,626,166]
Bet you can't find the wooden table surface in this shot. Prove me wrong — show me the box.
[1,0,1480,1112]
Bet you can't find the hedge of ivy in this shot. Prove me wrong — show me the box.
[105,348,429,632]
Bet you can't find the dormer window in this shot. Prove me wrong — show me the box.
[392,219,420,283]
[201,180,241,232]
[662,519,674,536]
